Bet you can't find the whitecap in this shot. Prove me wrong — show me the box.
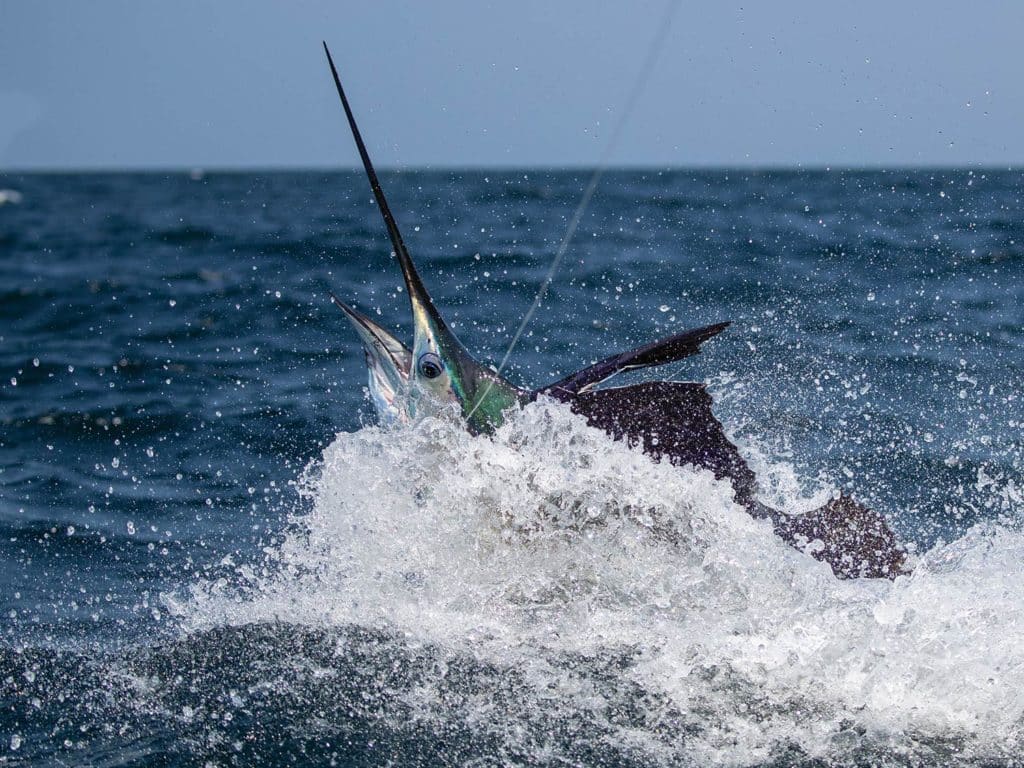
[173,399,1024,764]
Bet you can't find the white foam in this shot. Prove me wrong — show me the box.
[172,399,1024,762]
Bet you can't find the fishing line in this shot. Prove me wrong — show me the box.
[494,0,681,379]
[467,0,682,420]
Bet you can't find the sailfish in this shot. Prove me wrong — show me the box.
[321,43,908,581]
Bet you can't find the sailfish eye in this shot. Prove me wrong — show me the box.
[418,352,444,379]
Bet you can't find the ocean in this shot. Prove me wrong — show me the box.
[1,169,1023,766]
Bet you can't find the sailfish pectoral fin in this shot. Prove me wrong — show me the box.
[540,321,730,396]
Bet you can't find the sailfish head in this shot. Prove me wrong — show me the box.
[323,43,528,433]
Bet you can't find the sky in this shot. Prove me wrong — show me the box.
[2,1,1022,170]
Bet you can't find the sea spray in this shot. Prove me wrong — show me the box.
[173,400,1024,764]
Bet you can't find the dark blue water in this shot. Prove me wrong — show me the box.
[2,170,1023,766]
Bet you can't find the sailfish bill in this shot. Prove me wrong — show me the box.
[322,43,909,580]
[323,42,527,434]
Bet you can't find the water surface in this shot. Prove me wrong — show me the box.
[1,169,1023,766]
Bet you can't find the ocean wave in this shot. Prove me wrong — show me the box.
[148,224,220,245]
[4,169,1024,766]
[166,400,1024,765]
[0,188,23,205]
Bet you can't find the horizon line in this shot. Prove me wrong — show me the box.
[2,162,1021,175]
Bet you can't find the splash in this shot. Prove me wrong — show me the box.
[174,400,1024,765]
